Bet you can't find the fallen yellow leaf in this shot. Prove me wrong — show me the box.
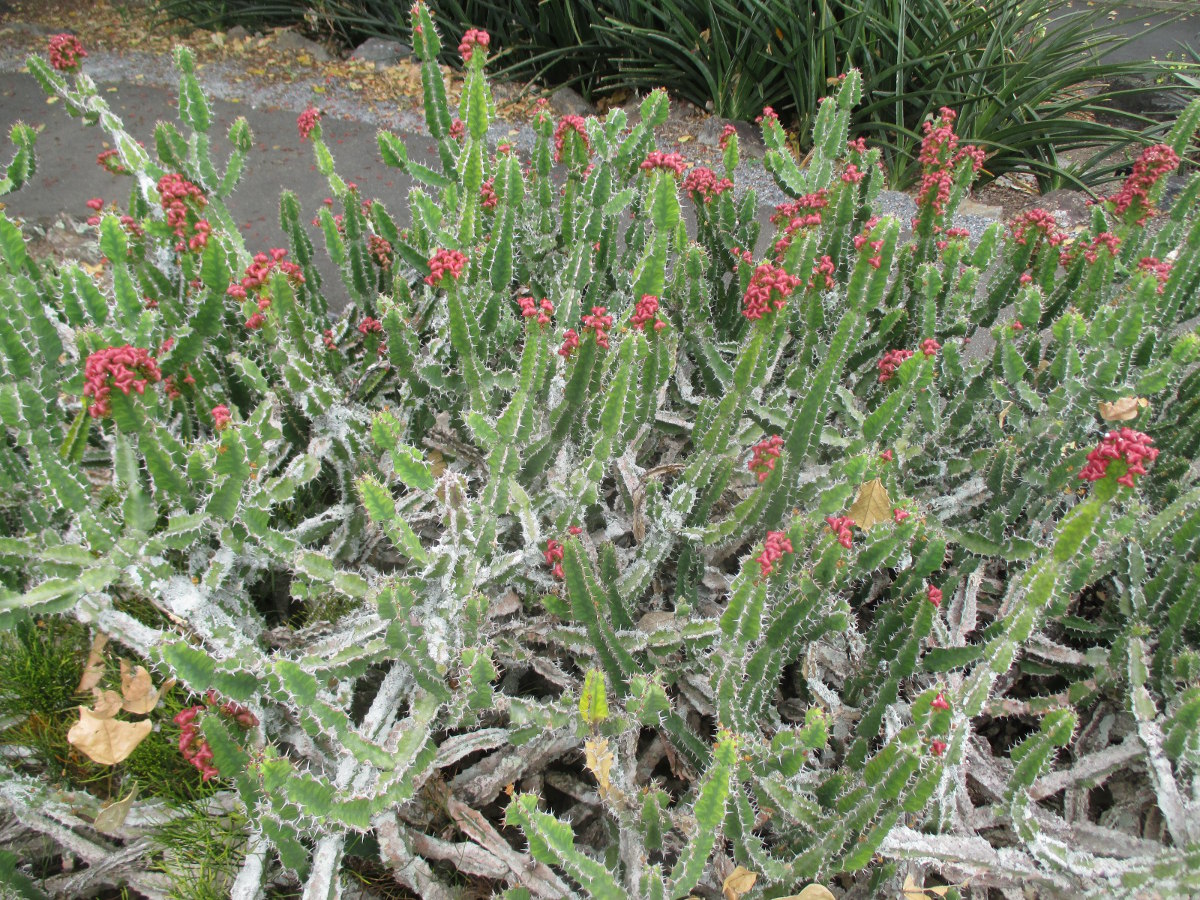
[722,865,758,900]
[77,631,108,693]
[584,737,614,799]
[119,659,170,715]
[93,784,138,834]
[67,707,151,765]
[780,886,836,900]
[848,478,891,530]
[90,688,124,719]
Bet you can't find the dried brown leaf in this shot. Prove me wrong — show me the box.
[584,737,614,799]
[1098,396,1148,422]
[119,659,168,714]
[722,866,758,900]
[848,478,891,530]
[90,688,124,719]
[780,886,836,900]
[67,707,151,765]
[93,783,138,834]
[77,631,108,693]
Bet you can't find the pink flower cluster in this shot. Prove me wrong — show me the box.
[640,151,686,177]
[96,149,129,176]
[582,306,614,348]
[157,173,210,253]
[359,316,383,334]
[682,166,732,203]
[83,345,162,418]
[369,234,393,270]
[553,115,589,163]
[297,106,322,140]
[543,539,565,579]
[920,338,941,358]
[174,691,258,783]
[519,296,555,325]
[227,248,304,328]
[458,28,490,62]
[425,248,467,286]
[877,349,913,383]
[748,435,783,483]
[557,329,580,358]
[449,118,466,142]
[927,584,943,607]
[1062,231,1120,267]
[48,34,86,71]
[756,530,793,577]
[211,404,232,430]
[755,107,779,125]
[930,691,950,711]
[741,261,802,320]
[719,124,738,150]
[841,163,865,184]
[825,515,855,549]
[630,294,666,332]
[893,508,910,523]
[915,108,985,215]
[1010,208,1066,249]
[480,177,498,210]
[934,225,970,252]
[1107,144,1180,225]
[809,254,835,291]
[1078,428,1159,488]
[1138,256,1173,292]
[771,191,828,227]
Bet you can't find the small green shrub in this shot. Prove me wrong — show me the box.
[3,9,1200,896]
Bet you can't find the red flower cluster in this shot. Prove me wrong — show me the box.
[174,691,258,783]
[927,584,943,607]
[748,435,783,482]
[771,191,828,227]
[480,177,498,210]
[1138,256,1173,292]
[756,530,793,577]
[368,234,393,270]
[544,539,565,579]
[425,248,468,286]
[1079,427,1159,488]
[211,404,232,430]
[582,306,614,348]
[1107,144,1179,225]
[630,294,665,331]
[934,225,970,252]
[719,124,738,149]
[553,115,589,163]
[880,449,893,463]
[915,108,985,215]
[227,248,304,327]
[930,739,948,757]
[841,163,865,184]
[157,173,210,254]
[449,118,466,142]
[1010,208,1066,249]
[682,166,732,203]
[557,329,580,358]
[97,149,129,176]
[1062,231,1121,267]
[809,254,835,291]
[920,338,941,358]
[48,34,86,71]
[893,508,910,523]
[297,105,322,140]
[755,107,779,125]
[741,261,802,320]
[83,345,162,418]
[931,691,950,711]
[825,515,855,549]
[877,349,913,383]
[519,296,555,325]
[358,316,383,335]
[458,28,490,62]
[640,151,686,177]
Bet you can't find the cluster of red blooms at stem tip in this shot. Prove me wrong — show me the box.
[358,316,383,335]
[97,149,129,176]
[630,294,666,332]
[480,177,498,210]
[1061,231,1120,268]
[748,435,783,483]
[640,151,687,177]
[825,516,855,549]
[174,690,258,783]
[757,531,793,578]
[227,248,304,329]
[83,196,143,237]
[927,584,943,607]
[915,108,985,217]
[1078,428,1159,488]
[48,33,86,71]
[368,234,393,270]
[682,167,732,204]
[449,118,466,142]
[553,115,589,164]
[543,539,565,579]
[877,339,940,383]
[425,248,468,287]
[1106,144,1180,225]
[853,217,886,269]
[458,28,490,63]
[83,346,162,418]
[518,296,554,326]
[297,105,322,140]
[893,507,910,524]
[211,404,232,431]
[719,124,738,150]
[581,306,614,348]
[1138,257,1173,293]
[1009,208,1066,250]
[158,173,211,254]
[741,260,802,321]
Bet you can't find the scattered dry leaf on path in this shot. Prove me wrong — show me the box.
[67,707,151,765]
[849,478,891,530]
[722,865,758,900]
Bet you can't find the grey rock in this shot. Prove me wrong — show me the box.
[695,117,764,160]
[226,25,251,42]
[1104,75,1192,120]
[1162,173,1192,210]
[1,21,55,38]
[957,198,1003,221]
[548,85,595,118]
[350,37,411,66]
[272,29,331,62]
[1024,189,1092,230]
